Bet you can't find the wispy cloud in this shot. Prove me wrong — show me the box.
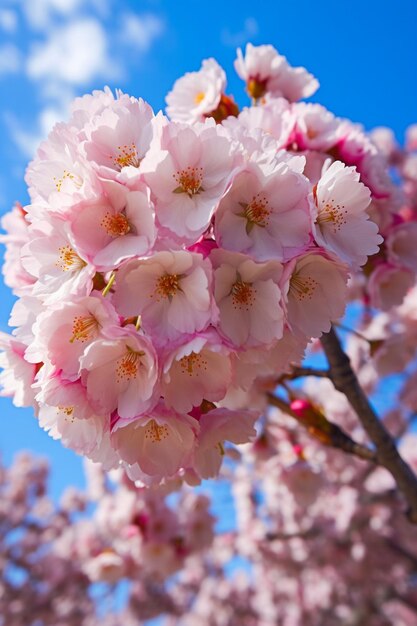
[0,44,22,75]
[0,9,18,33]
[120,12,165,52]
[21,0,87,31]
[221,17,259,48]
[3,3,164,160]
[26,18,119,86]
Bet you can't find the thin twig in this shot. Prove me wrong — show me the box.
[266,393,377,463]
[320,325,417,524]
[287,365,330,379]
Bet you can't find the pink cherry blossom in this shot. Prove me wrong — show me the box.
[312,160,382,268]
[367,263,415,311]
[25,294,120,380]
[193,407,258,478]
[211,249,284,347]
[215,160,311,262]
[21,217,95,304]
[0,332,39,407]
[141,120,238,243]
[161,330,233,413]
[114,250,216,344]
[234,43,319,102]
[166,58,226,123]
[292,103,343,151]
[80,328,159,420]
[82,94,156,183]
[70,179,156,270]
[112,403,198,480]
[282,251,349,338]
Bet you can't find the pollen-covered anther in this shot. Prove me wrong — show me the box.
[173,166,204,198]
[56,245,86,272]
[113,144,141,170]
[246,76,268,100]
[144,419,169,443]
[101,212,131,237]
[316,200,348,232]
[239,193,271,233]
[152,273,182,301]
[179,352,208,376]
[69,315,99,343]
[58,405,75,422]
[290,273,318,301]
[116,348,144,382]
[231,280,256,309]
[53,169,82,192]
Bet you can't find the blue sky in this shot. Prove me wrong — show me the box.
[0,0,416,497]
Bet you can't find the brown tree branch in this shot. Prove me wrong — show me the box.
[266,393,377,463]
[320,325,417,523]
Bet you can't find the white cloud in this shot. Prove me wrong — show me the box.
[0,44,22,75]
[20,0,111,30]
[221,17,259,48]
[26,18,119,86]
[120,12,164,52]
[0,9,18,33]
[21,0,84,30]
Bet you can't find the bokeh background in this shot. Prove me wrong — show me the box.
[0,0,416,499]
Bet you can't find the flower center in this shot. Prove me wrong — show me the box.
[56,245,86,272]
[57,405,75,422]
[173,166,204,198]
[144,419,169,443]
[231,279,255,309]
[113,144,141,170]
[69,315,99,343]
[53,169,82,192]
[153,273,182,301]
[179,352,208,376]
[116,348,144,383]
[290,272,318,301]
[239,193,271,234]
[101,212,131,237]
[247,76,268,100]
[316,200,348,233]
[194,91,205,104]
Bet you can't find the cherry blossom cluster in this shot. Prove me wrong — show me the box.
[0,43,394,483]
[56,462,215,585]
[0,453,96,625]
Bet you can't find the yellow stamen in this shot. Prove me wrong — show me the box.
[101,212,130,237]
[152,273,181,301]
[69,315,98,343]
[53,170,82,192]
[56,245,86,272]
[231,279,255,309]
[239,193,271,234]
[113,144,141,170]
[144,419,169,443]
[115,347,145,383]
[179,352,207,376]
[290,272,318,301]
[172,166,204,198]
[316,200,348,233]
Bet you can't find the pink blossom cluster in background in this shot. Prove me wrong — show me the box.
[1,43,417,486]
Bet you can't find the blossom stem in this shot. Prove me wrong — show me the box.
[321,325,417,523]
[102,272,116,297]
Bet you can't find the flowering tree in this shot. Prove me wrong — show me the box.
[1,43,417,624]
